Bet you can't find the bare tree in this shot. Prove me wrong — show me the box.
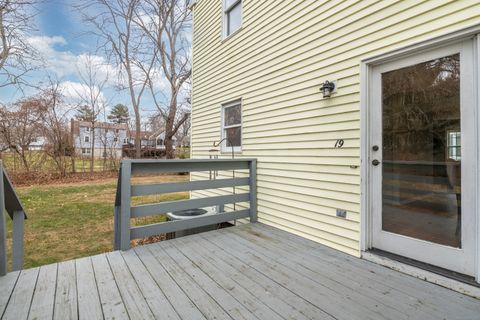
[135,0,191,158]
[73,54,110,173]
[76,0,157,158]
[0,98,43,171]
[0,0,40,88]
[38,80,74,176]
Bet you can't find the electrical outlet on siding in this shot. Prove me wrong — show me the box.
[336,209,347,218]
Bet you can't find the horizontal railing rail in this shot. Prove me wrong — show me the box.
[114,159,257,250]
[0,160,27,276]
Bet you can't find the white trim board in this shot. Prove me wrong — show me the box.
[360,23,480,283]
[362,252,480,299]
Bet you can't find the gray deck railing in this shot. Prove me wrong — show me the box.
[114,159,257,250]
[0,161,27,276]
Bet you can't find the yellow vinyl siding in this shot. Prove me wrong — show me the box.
[190,0,480,255]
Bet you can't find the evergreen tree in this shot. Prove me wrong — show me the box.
[75,105,96,122]
[108,104,130,124]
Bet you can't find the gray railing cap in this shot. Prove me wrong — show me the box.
[3,170,27,219]
[122,158,257,164]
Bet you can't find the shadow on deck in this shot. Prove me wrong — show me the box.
[1,223,479,320]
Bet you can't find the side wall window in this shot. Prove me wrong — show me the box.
[221,101,242,152]
[223,0,242,37]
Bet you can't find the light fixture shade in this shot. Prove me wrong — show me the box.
[320,80,336,98]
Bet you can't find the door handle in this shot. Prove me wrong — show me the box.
[372,159,380,166]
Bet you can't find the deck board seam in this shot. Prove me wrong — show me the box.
[227,226,422,319]
[126,249,182,320]
[254,223,480,311]
[143,245,211,320]
[75,259,80,320]
[104,253,132,320]
[117,250,164,319]
[157,244,245,320]
[173,234,324,320]
[132,246,201,320]
[198,232,340,320]
[25,268,41,320]
[85,257,105,320]
[51,263,59,320]
[146,244,235,320]
[162,240,266,320]
[240,225,441,317]
[169,237,292,320]
[227,227,422,319]
[0,272,20,319]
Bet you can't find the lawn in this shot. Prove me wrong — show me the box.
[6,174,189,269]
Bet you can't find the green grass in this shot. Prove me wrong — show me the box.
[6,174,189,269]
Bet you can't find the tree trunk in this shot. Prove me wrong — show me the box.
[164,95,176,159]
[90,124,95,173]
[135,113,141,159]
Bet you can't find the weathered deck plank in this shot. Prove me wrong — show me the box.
[76,257,103,320]
[227,226,427,319]
[106,251,155,320]
[147,243,233,320]
[174,234,327,320]
[171,236,312,320]
[133,245,207,320]
[28,263,57,320]
[1,223,479,320]
[120,249,180,320]
[54,260,77,320]
[3,267,39,320]
[91,254,128,320]
[254,223,480,314]
[0,271,19,317]
[162,240,270,320]
[204,229,389,320]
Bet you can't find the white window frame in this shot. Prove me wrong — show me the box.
[360,24,480,284]
[84,135,90,143]
[221,100,242,153]
[85,127,91,132]
[222,0,242,39]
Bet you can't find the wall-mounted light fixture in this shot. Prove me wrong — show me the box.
[320,80,336,98]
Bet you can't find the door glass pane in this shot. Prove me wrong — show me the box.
[382,54,461,248]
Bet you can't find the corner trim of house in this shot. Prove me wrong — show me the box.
[362,252,480,299]
[360,22,480,282]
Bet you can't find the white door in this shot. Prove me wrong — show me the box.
[370,39,476,276]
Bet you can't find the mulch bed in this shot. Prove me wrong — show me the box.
[7,170,120,187]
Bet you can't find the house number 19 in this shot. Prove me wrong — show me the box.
[334,139,344,148]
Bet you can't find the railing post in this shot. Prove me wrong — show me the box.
[249,160,258,223]
[120,161,132,250]
[11,211,24,271]
[0,161,7,276]
[113,167,122,250]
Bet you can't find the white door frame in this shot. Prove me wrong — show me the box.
[360,24,480,282]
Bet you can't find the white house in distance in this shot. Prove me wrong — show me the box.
[127,129,177,150]
[71,120,128,158]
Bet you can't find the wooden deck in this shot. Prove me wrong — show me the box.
[1,223,479,320]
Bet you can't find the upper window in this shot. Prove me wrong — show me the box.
[84,136,90,143]
[223,0,242,38]
[221,101,242,152]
